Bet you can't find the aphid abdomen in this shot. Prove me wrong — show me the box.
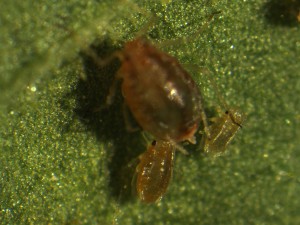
[119,39,203,142]
[136,141,175,203]
[204,109,245,155]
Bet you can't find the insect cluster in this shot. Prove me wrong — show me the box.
[89,11,245,203]
[117,37,245,203]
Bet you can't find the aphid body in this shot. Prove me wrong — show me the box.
[136,140,175,203]
[117,38,205,143]
[202,109,245,156]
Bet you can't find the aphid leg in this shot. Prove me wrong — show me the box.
[174,143,189,155]
[82,47,122,68]
[135,15,158,38]
[82,45,126,107]
[168,139,189,155]
[131,170,138,198]
[193,10,222,38]
[140,131,155,145]
[199,94,211,140]
[208,106,224,123]
[122,103,140,132]
[106,76,120,106]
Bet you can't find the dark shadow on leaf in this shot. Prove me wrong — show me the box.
[262,0,300,27]
[70,39,145,203]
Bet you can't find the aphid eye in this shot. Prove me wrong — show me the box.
[151,140,157,146]
[228,112,243,128]
[225,110,229,114]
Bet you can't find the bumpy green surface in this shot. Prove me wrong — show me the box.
[1,0,299,224]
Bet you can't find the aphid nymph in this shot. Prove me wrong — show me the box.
[135,140,175,203]
[202,109,245,156]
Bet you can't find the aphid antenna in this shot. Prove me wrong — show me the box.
[209,76,244,128]
[194,66,244,128]
[203,67,231,111]
[117,1,221,48]
[154,10,222,49]
[116,0,157,39]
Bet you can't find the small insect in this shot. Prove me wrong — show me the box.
[93,12,223,145]
[202,109,245,156]
[114,37,209,144]
[135,140,175,203]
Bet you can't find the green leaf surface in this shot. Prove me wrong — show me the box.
[1,0,299,224]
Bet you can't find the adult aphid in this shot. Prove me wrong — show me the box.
[117,37,209,144]
[87,12,222,145]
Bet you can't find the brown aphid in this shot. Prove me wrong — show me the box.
[202,109,245,156]
[115,38,208,144]
[136,140,175,203]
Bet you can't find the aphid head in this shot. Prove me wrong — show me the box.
[226,109,246,128]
